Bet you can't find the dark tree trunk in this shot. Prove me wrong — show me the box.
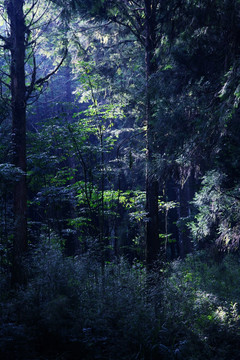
[177,171,195,258]
[7,0,28,286]
[144,0,160,268]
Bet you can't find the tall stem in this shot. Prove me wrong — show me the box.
[144,0,160,269]
[7,0,28,286]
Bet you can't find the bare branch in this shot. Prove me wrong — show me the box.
[0,34,7,43]
[24,0,38,19]
[29,5,62,31]
[34,48,68,86]
[0,78,11,89]
[0,68,10,78]
[25,0,41,29]
[25,35,38,47]
[129,0,142,7]
[27,1,50,28]
[0,8,10,27]
[29,10,61,34]
[26,84,47,105]
[110,18,144,46]
[113,1,144,41]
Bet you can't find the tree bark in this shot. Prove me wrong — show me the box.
[7,0,28,286]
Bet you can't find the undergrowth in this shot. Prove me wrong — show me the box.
[0,242,240,359]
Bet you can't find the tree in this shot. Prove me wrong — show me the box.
[153,0,240,256]
[143,0,160,267]
[0,0,28,285]
[50,0,168,268]
[0,0,66,285]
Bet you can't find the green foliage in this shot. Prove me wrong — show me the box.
[2,0,240,356]
[1,247,240,359]
[188,171,240,251]
[0,163,25,184]
[158,251,240,359]
[0,241,160,359]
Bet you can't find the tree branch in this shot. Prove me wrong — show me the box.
[34,48,68,86]
[110,17,144,46]
[0,78,11,89]
[0,34,12,50]
[24,0,38,19]
[0,34,7,42]
[0,68,10,78]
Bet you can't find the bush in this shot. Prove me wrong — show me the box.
[157,251,240,359]
[1,241,167,359]
[1,244,240,359]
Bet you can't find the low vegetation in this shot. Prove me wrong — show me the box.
[1,242,240,359]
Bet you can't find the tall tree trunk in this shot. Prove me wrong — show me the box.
[145,0,160,268]
[7,0,28,286]
[177,170,195,258]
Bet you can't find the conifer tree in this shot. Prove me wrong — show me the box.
[0,0,66,285]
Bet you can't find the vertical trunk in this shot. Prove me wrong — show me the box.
[145,0,160,268]
[177,170,195,258]
[99,130,105,268]
[7,0,27,285]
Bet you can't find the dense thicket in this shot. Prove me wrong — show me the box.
[1,0,240,359]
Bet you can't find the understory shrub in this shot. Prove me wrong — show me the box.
[1,244,240,359]
[157,251,240,359]
[1,241,163,359]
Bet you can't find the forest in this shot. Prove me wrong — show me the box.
[1,0,240,359]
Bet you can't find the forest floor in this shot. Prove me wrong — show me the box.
[1,245,240,360]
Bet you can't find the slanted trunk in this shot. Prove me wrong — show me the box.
[7,0,27,286]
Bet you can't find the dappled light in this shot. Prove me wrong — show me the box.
[1,0,240,359]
